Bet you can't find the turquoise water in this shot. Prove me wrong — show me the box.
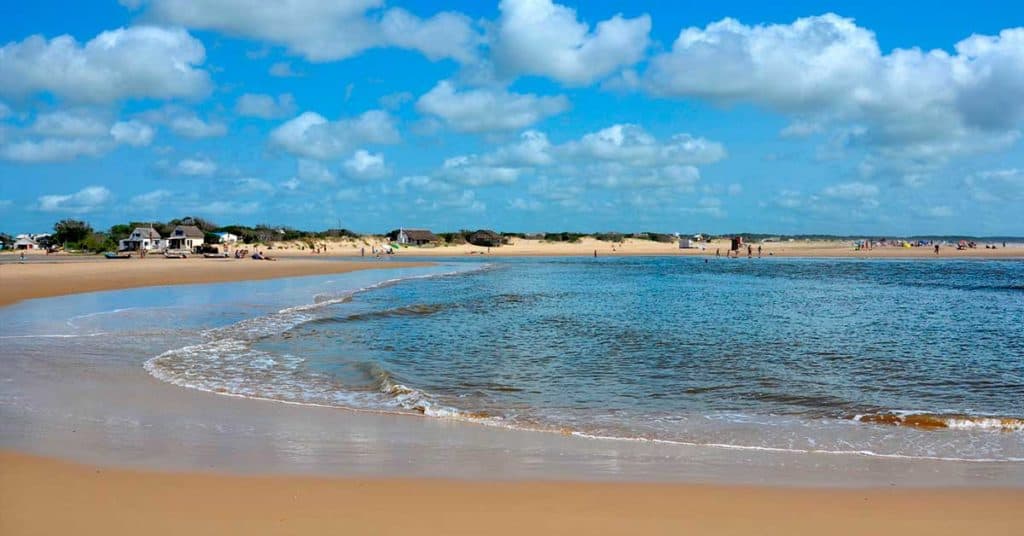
[141,257,1024,462]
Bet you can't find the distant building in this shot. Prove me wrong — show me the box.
[467,229,502,247]
[213,232,239,244]
[13,236,38,250]
[679,238,697,249]
[387,228,440,246]
[119,227,163,252]
[167,225,205,252]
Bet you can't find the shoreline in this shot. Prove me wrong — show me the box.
[2,245,1020,308]
[2,257,1022,534]
[2,451,1022,536]
[6,237,1023,265]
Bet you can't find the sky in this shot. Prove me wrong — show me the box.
[1,0,1023,236]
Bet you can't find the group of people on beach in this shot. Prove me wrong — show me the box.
[714,245,764,258]
[710,236,765,259]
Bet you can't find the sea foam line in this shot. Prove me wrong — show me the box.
[144,261,1022,465]
[0,332,110,339]
[567,432,1024,464]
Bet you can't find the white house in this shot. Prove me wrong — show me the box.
[213,231,239,244]
[13,236,38,250]
[387,228,440,245]
[166,225,205,251]
[119,227,163,252]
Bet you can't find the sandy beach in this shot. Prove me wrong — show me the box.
[0,257,428,307]
[261,236,1024,259]
[1,254,1022,536]
[2,451,1022,536]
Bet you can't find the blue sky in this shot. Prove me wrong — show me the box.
[1,0,1022,235]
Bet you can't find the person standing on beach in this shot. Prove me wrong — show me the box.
[716,248,720,257]
[757,245,762,258]
[934,244,940,255]
[593,249,597,258]
[747,245,752,258]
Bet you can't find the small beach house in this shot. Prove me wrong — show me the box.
[467,229,503,247]
[167,225,205,252]
[119,227,163,252]
[213,231,239,245]
[13,236,38,250]
[387,228,440,246]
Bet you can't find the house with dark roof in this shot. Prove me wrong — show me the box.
[387,228,440,246]
[467,229,502,247]
[167,225,205,251]
[119,227,163,252]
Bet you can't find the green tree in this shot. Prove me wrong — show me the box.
[109,224,133,242]
[53,219,93,245]
[81,232,116,253]
[170,216,219,233]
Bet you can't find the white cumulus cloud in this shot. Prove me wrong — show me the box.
[269,109,398,160]
[168,114,227,138]
[343,149,389,180]
[1,110,156,162]
[37,185,112,213]
[416,80,569,133]
[29,110,110,138]
[0,26,210,103]
[563,124,726,166]
[110,120,155,146]
[492,0,650,85]
[129,0,480,63]
[137,106,227,138]
[635,15,1024,172]
[424,123,724,192]
[2,138,109,163]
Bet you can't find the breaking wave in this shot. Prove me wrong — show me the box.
[144,264,500,423]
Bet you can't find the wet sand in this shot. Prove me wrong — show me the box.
[2,451,1021,536]
[0,257,427,307]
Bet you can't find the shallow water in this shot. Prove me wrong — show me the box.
[132,257,1024,463]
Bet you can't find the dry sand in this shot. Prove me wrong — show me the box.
[265,236,1024,259]
[2,451,1021,536]
[2,251,1022,535]
[0,257,427,307]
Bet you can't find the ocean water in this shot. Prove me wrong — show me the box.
[138,257,1024,463]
